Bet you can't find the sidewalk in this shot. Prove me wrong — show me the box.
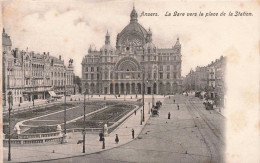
[2,102,151,163]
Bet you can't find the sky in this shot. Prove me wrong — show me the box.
[1,0,259,77]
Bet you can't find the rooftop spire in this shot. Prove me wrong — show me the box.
[105,30,110,45]
[130,5,138,23]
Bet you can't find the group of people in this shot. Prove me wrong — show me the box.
[114,128,135,144]
[99,128,135,145]
[167,99,180,119]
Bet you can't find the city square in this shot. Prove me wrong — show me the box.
[1,1,259,163]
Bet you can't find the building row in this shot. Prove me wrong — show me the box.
[183,56,226,106]
[81,6,182,95]
[2,29,75,106]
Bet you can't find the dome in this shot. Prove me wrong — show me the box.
[119,6,147,37]
[119,22,148,37]
[100,44,114,55]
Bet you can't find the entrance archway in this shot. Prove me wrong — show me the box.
[137,83,141,94]
[110,84,113,94]
[115,83,119,94]
[153,83,157,94]
[131,83,135,94]
[126,83,130,94]
[120,83,124,94]
[147,87,151,94]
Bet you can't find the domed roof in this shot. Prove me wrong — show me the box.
[101,44,114,52]
[119,6,148,37]
[120,22,148,37]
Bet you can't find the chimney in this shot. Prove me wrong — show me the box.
[59,55,61,60]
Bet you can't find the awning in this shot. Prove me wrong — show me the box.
[48,91,57,97]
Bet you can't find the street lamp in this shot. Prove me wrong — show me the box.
[8,91,12,161]
[142,72,145,122]
[102,125,105,149]
[83,91,87,153]
[152,80,157,107]
[63,85,67,143]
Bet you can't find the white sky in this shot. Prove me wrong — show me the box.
[1,0,259,77]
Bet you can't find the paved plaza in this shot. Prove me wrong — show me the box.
[3,94,225,163]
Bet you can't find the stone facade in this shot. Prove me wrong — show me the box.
[81,7,182,95]
[2,29,75,106]
[183,56,226,106]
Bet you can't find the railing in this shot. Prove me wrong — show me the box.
[3,136,63,146]
[18,132,60,139]
[66,128,102,133]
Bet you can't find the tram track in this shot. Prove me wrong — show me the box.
[184,99,213,163]
[189,98,225,145]
[185,97,225,163]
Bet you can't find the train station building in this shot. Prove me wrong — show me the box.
[81,7,182,95]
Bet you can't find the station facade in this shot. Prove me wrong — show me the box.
[81,7,182,95]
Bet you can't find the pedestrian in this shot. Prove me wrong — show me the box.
[174,99,175,104]
[134,110,136,115]
[177,104,179,110]
[132,129,135,139]
[115,134,119,144]
[168,112,171,119]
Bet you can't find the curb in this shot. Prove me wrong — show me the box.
[15,109,151,163]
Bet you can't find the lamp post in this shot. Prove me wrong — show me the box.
[142,72,145,122]
[63,85,67,143]
[148,102,150,114]
[8,91,12,161]
[102,125,105,149]
[152,80,156,107]
[83,91,86,153]
[140,109,142,125]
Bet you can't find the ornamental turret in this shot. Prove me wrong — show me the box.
[130,5,138,23]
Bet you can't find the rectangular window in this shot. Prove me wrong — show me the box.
[174,65,177,70]
[85,74,88,79]
[91,67,94,72]
[167,65,170,71]
[159,66,163,71]
[97,74,99,79]
[154,73,156,79]
[160,73,163,79]
[148,73,151,79]
[148,56,150,61]
[167,56,169,61]
[173,72,177,79]
[154,56,156,60]
[167,73,170,79]
[174,56,176,61]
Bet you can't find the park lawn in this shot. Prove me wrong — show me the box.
[19,101,141,134]
[66,103,136,129]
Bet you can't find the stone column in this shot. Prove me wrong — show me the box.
[124,83,126,94]
[119,82,121,94]
[156,83,159,95]
[108,83,110,95]
[130,82,132,94]
[113,83,115,95]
